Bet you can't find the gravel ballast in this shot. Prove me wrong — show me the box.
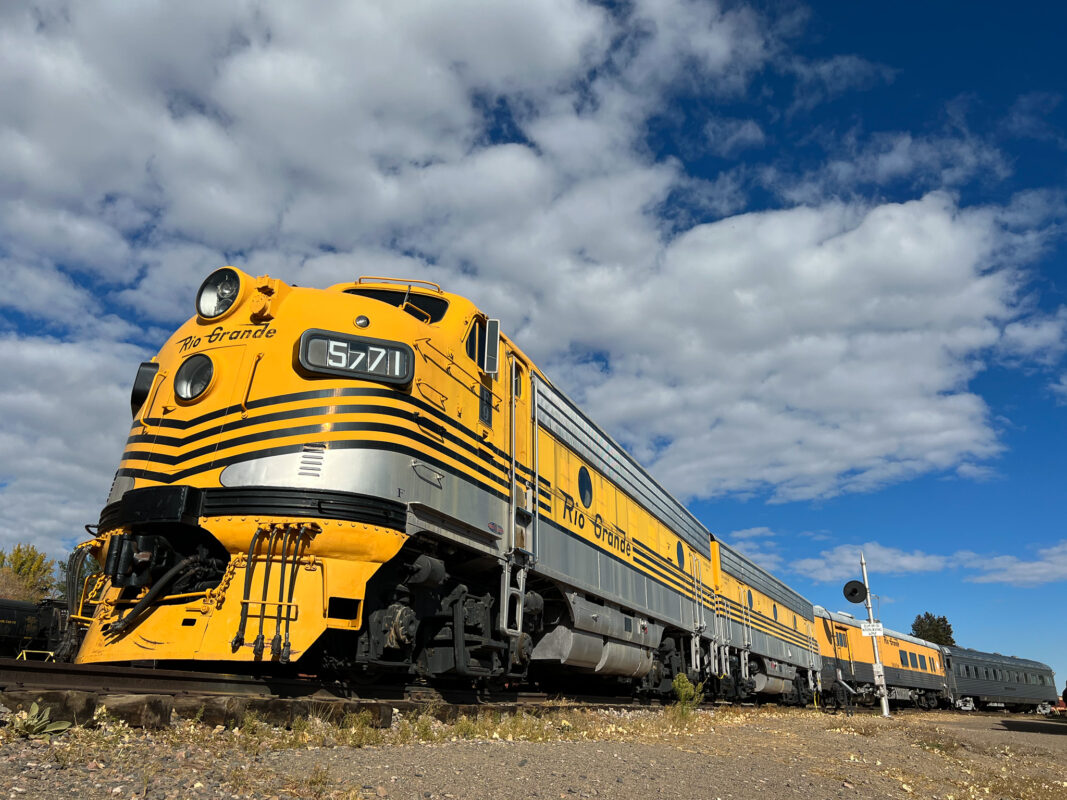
[1,705,1065,800]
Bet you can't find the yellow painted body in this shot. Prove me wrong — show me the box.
[76,267,817,673]
[815,613,944,681]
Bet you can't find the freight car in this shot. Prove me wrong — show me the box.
[0,598,67,659]
[72,269,820,701]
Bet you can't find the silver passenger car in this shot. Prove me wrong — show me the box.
[942,645,1057,711]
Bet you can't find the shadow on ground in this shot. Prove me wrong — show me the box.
[997,718,1067,735]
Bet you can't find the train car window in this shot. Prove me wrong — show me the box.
[919,654,927,670]
[513,361,523,398]
[578,466,593,507]
[345,288,449,323]
[899,649,908,667]
[772,604,778,621]
[931,657,937,672]
[747,590,753,610]
[793,615,797,630]
[836,633,848,648]
[467,319,487,369]
[909,652,918,668]
[676,542,685,570]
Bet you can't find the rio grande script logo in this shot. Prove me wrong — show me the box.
[178,325,277,352]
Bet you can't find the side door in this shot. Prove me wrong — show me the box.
[507,349,534,554]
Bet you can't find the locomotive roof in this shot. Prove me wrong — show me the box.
[720,541,814,615]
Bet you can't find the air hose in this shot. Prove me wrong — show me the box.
[106,554,201,636]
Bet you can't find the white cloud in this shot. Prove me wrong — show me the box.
[0,335,149,555]
[960,541,1067,587]
[731,540,784,573]
[792,539,1067,587]
[726,527,783,572]
[0,1,1063,558]
[1052,374,1067,404]
[728,526,776,540]
[1000,308,1067,364]
[792,542,949,583]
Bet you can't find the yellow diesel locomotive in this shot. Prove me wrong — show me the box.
[74,268,820,700]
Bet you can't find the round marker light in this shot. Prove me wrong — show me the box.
[355,315,370,328]
[196,268,241,319]
[174,354,214,402]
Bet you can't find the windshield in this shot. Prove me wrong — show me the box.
[345,288,448,323]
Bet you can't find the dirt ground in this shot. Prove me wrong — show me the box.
[1,706,1065,800]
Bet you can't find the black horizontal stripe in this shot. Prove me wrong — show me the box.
[125,419,511,490]
[629,537,813,650]
[120,439,513,504]
[99,486,407,532]
[551,521,813,658]
[137,385,545,486]
[633,553,693,597]
[721,597,812,649]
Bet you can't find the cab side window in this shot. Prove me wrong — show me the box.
[466,319,493,425]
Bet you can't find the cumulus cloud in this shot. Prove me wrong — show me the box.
[726,527,783,572]
[0,336,149,555]
[792,539,1067,587]
[792,542,950,583]
[959,541,1067,587]
[0,1,1064,556]
[728,526,776,540]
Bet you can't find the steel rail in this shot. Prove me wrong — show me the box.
[0,658,322,698]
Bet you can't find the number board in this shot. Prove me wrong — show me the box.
[299,329,414,384]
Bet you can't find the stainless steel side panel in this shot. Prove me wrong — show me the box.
[220,448,508,545]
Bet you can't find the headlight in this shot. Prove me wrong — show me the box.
[196,268,241,319]
[174,354,214,401]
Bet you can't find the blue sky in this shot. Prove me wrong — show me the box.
[0,1,1064,685]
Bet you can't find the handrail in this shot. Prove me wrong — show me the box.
[413,338,503,408]
[357,276,443,292]
[241,352,264,418]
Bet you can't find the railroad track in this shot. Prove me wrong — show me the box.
[0,658,650,713]
[0,658,324,698]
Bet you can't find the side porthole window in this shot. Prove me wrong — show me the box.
[578,466,593,507]
[772,605,778,621]
[676,542,685,570]
[747,590,753,610]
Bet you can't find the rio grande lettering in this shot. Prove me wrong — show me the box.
[560,490,632,557]
[178,325,276,352]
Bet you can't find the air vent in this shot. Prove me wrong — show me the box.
[298,443,326,478]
